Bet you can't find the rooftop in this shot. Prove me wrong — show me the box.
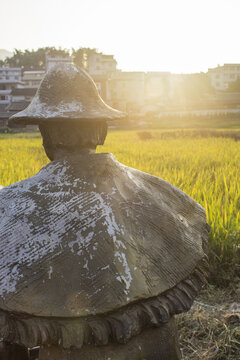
[6,100,30,112]
[0,80,23,84]
[0,67,22,71]
[11,88,37,96]
[23,67,45,72]
[0,104,10,119]
[23,70,45,74]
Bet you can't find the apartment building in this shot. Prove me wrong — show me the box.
[88,53,117,76]
[107,71,145,112]
[208,64,240,90]
[0,67,23,105]
[46,56,72,71]
[22,69,45,88]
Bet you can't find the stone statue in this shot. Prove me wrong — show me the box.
[0,63,209,359]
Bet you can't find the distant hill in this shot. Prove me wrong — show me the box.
[0,49,13,61]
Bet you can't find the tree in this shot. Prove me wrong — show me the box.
[3,47,70,69]
[2,47,100,70]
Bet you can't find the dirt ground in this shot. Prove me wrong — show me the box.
[178,283,240,359]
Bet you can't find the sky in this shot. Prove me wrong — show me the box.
[1,0,240,74]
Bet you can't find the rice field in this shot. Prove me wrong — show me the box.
[0,130,239,282]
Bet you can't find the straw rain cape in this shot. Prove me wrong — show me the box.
[0,152,208,348]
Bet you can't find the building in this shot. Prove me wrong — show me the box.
[215,91,240,107]
[6,100,30,125]
[88,53,117,77]
[88,53,118,102]
[22,69,45,88]
[46,56,72,71]
[208,64,240,90]
[107,72,145,112]
[142,72,174,113]
[87,54,182,114]
[0,67,23,106]
[0,104,10,127]
[11,87,37,102]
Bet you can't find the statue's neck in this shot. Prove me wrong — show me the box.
[53,148,96,160]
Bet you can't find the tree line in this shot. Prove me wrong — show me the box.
[0,47,99,70]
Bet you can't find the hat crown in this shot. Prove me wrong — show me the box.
[39,63,98,106]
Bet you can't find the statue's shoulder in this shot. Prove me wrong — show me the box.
[110,157,205,216]
[0,160,64,199]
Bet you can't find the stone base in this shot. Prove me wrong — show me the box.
[0,342,29,360]
[39,317,181,360]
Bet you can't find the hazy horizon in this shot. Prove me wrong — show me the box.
[1,0,240,73]
[0,48,234,75]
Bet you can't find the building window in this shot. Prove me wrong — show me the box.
[0,96,6,100]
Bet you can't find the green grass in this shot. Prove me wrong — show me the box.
[0,130,239,283]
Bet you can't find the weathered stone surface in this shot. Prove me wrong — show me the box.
[0,153,208,317]
[0,152,208,349]
[39,317,181,360]
[0,342,29,360]
[0,256,207,349]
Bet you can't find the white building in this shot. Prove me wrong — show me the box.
[208,64,240,90]
[88,54,117,77]
[108,72,145,112]
[88,53,118,104]
[144,72,173,102]
[22,70,45,88]
[0,67,23,105]
[46,56,72,71]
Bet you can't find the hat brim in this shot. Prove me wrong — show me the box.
[9,97,125,125]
